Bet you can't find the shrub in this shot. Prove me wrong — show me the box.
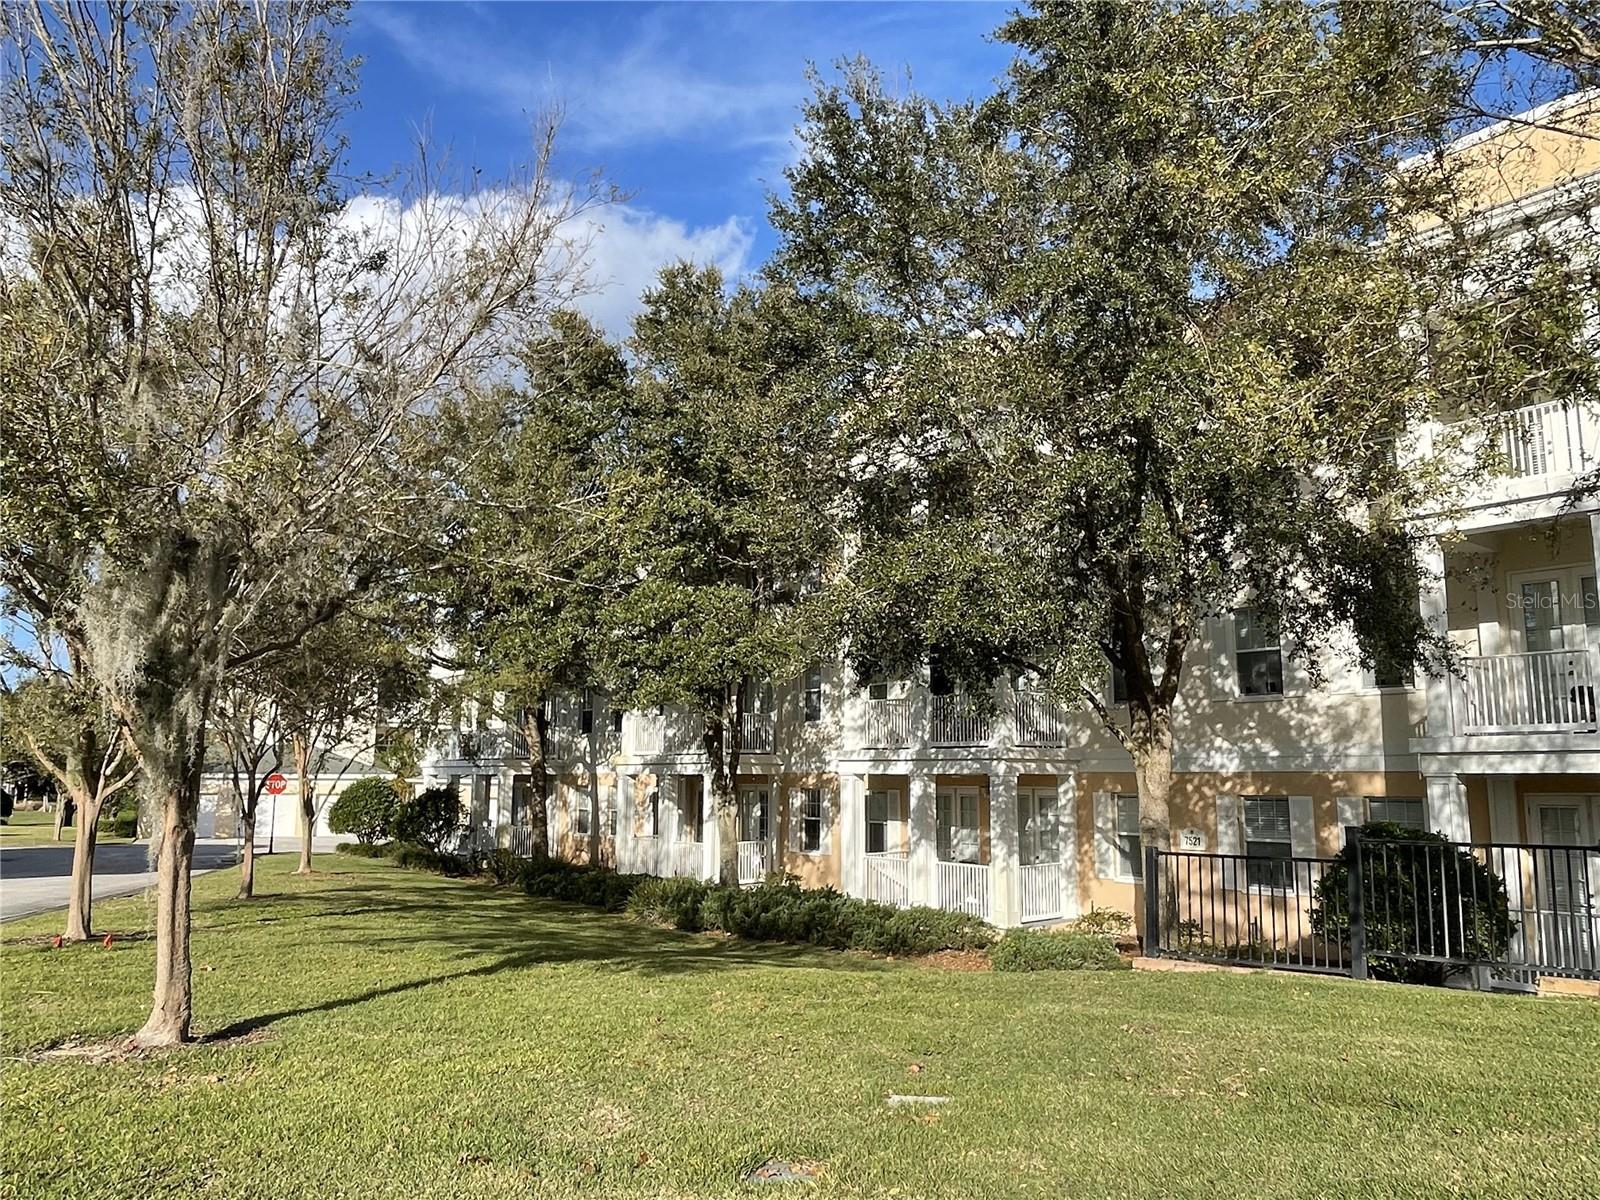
[1310,821,1515,985]
[385,841,473,877]
[482,848,524,886]
[991,928,1128,972]
[391,786,460,851]
[327,777,400,844]
[336,841,389,858]
[520,859,649,911]
[102,797,139,839]
[1061,908,1134,939]
[626,877,711,929]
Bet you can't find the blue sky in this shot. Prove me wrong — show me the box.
[349,1,1013,333]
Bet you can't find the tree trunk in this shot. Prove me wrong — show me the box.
[63,791,103,941]
[521,701,550,859]
[238,802,257,899]
[1129,704,1178,944]
[53,794,71,841]
[703,707,741,886]
[132,788,197,1048]
[294,737,315,875]
[585,727,602,866]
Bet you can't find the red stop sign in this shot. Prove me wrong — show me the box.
[265,773,288,795]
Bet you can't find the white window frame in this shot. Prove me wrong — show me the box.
[1113,793,1142,882]
[1234,605,1285,698]
[802,667,824,723]
[797,786,826,854]
[1365,796,1425,830]
[866,788,899,855]
[1243,796,1293,891]
[936,787,981,864]
[1018,787,1059,866]
[739,786,770,843]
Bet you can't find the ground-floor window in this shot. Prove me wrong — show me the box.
[647,787,660,837]
[1114,793,1142,881]
[572,801,592,838]
[1367,796,1424,830]
[937,788,980,863]
[866,789,899,854]
[739,787,770,842]
[1018,787,1058,865]
[1244,796,1293,889]
[798,787,825,853]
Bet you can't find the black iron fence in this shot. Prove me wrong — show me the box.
[1145,830,1600,985]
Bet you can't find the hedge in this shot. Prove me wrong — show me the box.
[327,777,401,845]
[990,928,1128,972]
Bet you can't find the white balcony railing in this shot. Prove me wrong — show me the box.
[740,712,775,754]
[937,860,991,920]
[1019,861,1063,922]
[1495,400,1598,479]
[1456,648,1600,734]
[737,839,770,885]
[864,851,911,908]
[670,841,703,879]
[929,694,992,747]
[436,727,527,760]
[864,697,913,748]
[1014,691,1071,747]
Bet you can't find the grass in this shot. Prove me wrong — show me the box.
[0,807,132,846]
[2,855,1597,1200]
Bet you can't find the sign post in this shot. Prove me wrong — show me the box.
[265,773,287,856]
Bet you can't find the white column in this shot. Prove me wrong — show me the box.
[989,769,1019,927]
[616,772,636,873]
[662,773,681,876]
[1056,772,1080,919]
[839,772,866,896]
[1417,538,1453,738]
[1425,773,1470,842]
[702,768,720,881]
[909,770,938,908]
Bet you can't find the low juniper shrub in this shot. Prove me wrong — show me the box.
[625,877,711,929]
[990,928,1128,972]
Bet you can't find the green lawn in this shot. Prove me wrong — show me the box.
[2,855,1596,1200]
[0,807,132,846]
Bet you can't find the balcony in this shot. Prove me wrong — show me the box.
[929,694,992,747]
[1014,690,1071,747]
[1492,400,1597,480]
[864,697,914,748]
[1453,648,1599,734]
[435,727,527,760]
[740,711,775,754]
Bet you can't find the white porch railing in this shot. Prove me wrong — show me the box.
[1496,399,1598,478]
[929,695,991,747]
[864,698,913,748]
[1456,648,1599,734]
[737,839,770,885]
[670,841,703,879]
[1014,691,1071,747]
[740,713,775,754]
[1020,862,1063,922]
[937,860,991,920]
[864,852,911,908]
[504,825,537,858]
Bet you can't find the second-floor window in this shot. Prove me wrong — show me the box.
[579,691,595,735]
[1235,606,1284,696]
[803,667,823,723]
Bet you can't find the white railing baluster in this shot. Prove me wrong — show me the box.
[1457,649,1599,734]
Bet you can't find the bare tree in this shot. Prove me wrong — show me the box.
[0,2,604,1045]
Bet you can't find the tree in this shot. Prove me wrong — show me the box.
[599,265,840,885]
[0,662,137,939]
[771,1,1595,858]
[211,670,282,899]
[429,311,628,861]
[0,2,601,1045]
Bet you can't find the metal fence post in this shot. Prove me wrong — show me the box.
[1346,827,1367,980]
[1143,844,1162,958]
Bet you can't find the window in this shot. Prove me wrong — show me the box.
[604,796,617,837]
[936,789,980,863]
[1367,797,1424,830]
[866,790,894,854]
[1584,576,1599,630]
[610,706,625,734]
[799,787,825,853]
[867,678,889,702]
[1243,796,1292,889]
[1235,606,1284,696]
[572,802,592,837]
[1111,662,1130,705]
[510,774,531,825]
[1521,580,1565,651]
[579,690,595,735]
[803,667,824,723]
[647,788,660,837]
[1367,647,1410,689]
[1113,794,1142,881]
[739,788,769,842]
[1019,788,1058,865]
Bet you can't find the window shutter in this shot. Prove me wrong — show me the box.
[1215,794,1241,890]
[1336,796,1363,846]
[1289,795,1317,863]
[1093,791,1116,879]
[789,788,804,851]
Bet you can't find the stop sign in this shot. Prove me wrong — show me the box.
[265,773,288,795]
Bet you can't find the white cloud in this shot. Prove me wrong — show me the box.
[565,205,754,338]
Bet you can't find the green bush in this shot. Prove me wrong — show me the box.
[391,786,460,851]
[336,841,390,858]
[626,877,711,929]
[102,797,139,839]
[482,848,524,886]
[1060,908,1134,939]
[327,777,400,845]
[519,859,649,912]
[385,841,473,877]
[991,928,1128,972]
[1310,821,1515,985]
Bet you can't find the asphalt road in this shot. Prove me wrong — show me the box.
[1,840,248,923]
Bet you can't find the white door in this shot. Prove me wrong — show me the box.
[1529,796,1599,971]
[936,787,980,863]
[1514,572,1596,726]
[1017,787,1060,866]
